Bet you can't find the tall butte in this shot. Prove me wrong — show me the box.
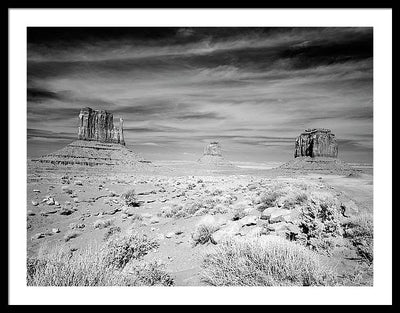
[31,107,151,168]
[78,107,125,145]
[280,128,354,173]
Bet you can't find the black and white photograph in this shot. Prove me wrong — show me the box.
[8,8,392,305]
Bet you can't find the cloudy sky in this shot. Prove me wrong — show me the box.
[27,27,373,163]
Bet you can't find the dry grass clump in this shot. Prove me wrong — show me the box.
[129,260,174,286]
[281,192,309,210]
[200,236,336,286]
[343,214,373,265]
[192,216,220,246]
[256,190,283,212]
[103,232,159,269]
[27,233,172,286]
[121,188,140,207]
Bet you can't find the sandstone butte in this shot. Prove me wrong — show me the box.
[294,128,338,158]
[280,128,354,173]
[31,107,152,168]
[78,107,125,145]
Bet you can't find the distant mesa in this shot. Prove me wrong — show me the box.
[31,107,151,168]
[197,141,235,167]
[281,128,354,173]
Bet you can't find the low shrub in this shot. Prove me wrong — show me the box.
[103,232,159,269]
[121,189,140,207]
[192,217,220,246]
[200,236,336,286]
[256,190,282,212]
[159,198,229,219]
[343,214,373,265]
[231,203,249,221]
[128,260,174,286]
[103,226,121,241]
[282,192,309,210]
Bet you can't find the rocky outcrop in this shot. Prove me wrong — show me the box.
[78,107,125,145]
[294,128,338,158]
[197,142,235,167]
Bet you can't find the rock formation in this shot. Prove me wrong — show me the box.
[78,107,125,145]
[31,108,152,168]
[280,128,354,173]
[203,141,223,157]
[294,128,338,158]
[197,142,235,167]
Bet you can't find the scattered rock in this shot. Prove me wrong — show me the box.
[150,217,160,224]
[46,198,55,205]
[52,228,60,233]
[269,209,291,223]
[59,207,75,215]
[239,215,258,227]
[31,233,45,240]
[165,232,175,239]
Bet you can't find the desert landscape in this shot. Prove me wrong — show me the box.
[26,108,373,286]
[25,27,374,287]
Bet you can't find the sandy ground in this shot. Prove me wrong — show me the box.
[26,160,373,286]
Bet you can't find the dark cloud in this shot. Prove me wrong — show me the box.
[27,88,61,102]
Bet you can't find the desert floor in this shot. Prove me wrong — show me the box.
[27,161,373,286]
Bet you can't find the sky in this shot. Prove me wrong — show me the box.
[27,27,373,163]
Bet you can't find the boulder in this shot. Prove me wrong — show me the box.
[239,215,258,227]
[212,221,242,243]
[269,209,291,223]
[340,200,359,217]
[260,207,280,220]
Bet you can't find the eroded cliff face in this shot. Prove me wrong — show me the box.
[78,107,125,145]
[294,128,338,158]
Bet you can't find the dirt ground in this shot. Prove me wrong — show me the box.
[26,160,373,286]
